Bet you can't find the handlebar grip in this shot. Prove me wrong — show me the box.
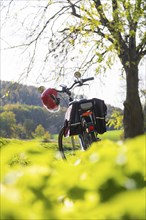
[82,77,94,83]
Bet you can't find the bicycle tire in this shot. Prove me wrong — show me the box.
[58,127,67,160]
[58,127,79,160]
[79,132,90,150]
[79,131,97,150]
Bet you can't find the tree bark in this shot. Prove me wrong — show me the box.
[123,63,144,138]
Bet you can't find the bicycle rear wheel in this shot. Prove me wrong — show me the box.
[79,131,98,150]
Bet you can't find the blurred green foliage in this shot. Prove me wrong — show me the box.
[107,110,123,130]
[1,135,145,220]
[98,130,124,141]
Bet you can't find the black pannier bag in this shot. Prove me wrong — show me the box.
[64,101,82,137]
[64,98,107,137]
[92,98,107,134]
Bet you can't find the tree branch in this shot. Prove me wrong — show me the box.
[140,50,146,57]
[94,27,114,44]
[136,33,146,53]
[93,0,110,27]
[121,0,132,24]
[67,0,81,18]
[93,0,126,50]
[79,44,97,69]
[112,0,118,17]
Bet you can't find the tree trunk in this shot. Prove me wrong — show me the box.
[123,63,144,138]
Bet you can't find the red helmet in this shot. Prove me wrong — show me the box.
[41,88,60,112]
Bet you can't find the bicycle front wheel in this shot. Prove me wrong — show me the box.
[58,127,81,160]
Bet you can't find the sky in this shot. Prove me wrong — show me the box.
[1,0,146,109]
[0,43,131,109]
[1,41,127,109]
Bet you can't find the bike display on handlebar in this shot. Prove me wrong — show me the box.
[41,72,107,160]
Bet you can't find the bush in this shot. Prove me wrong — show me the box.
[0,138,10,148]
[42,131,51,142]
[1,135,145,220]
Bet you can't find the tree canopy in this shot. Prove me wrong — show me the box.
[1,0,145,78]
[1,0,146,138]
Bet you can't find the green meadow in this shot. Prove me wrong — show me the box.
[0,131,145,220]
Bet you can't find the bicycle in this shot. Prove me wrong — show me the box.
[41,72,107,160]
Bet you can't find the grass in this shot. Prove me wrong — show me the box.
[0,130,131,183]
[98,129,123,141]
[0,130,122,178]
[53,129,123,141]
[0,138,58,179]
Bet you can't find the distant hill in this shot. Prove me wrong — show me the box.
[0,81,69,107]
[1,81,42,106]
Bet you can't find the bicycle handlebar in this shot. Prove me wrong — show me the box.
[56,77,94,94]
[81,77,94,83]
